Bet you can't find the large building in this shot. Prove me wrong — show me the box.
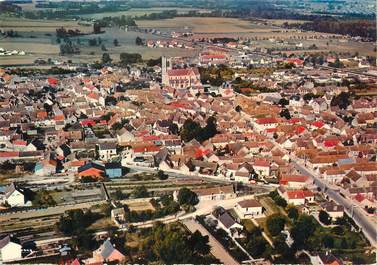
[162,57,201,89]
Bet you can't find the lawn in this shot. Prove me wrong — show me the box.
[88,216,114,230]
[258,196,286,216]
[128,201,155,212]
[241,219,256,232]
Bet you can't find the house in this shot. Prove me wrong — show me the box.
[311,252,343,265]
[56,143,71,159]
[85,238,125,264]
[321,201,344,219]
[97,142,117,161]
[116,128,135,144]
[309,98,328,113]
[278,186,314,206]
[105,162,122,178]
[111,208,126,227]
[154,147,173,169]
[0,235,22,262]
[34,159,57,176]
[78,161,105,180]
[279,175,310,189]
[253,117,279,132]
[4,183,32,207]
[212,207,244,238]
[192,185,236,201]
[235,199,264,218]
[253,160,271,177]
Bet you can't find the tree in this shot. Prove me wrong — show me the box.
[119,52,142,66]
[32,190,56,207]
[291,214,317,248]
[278,98,289,106]
[180,117,217,143]
[180,119,202,142]
[235,105,242,112]
[113,38,119,46]
[188,230,210,256]
[157,170,168,180]
[266,214,286,236]
[330,92,351,110]
[168,123,179,135]
[93,23,101,34]
[102,53,112,64]
[245,227,268,258]
[280,108,291,120]
[57,209,99,236]
[322,234,334,248]
[201,116,217,141]
[131,185,149,198]
[143,222,212,264]
[135,36,143,46]
[88,38,98,46]
[288,207,299,220]
[319,210,332,225]
[274,234,296,261]
[177,187,199,206]
[113,188,127,200]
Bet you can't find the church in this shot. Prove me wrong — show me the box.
[162,57,201,89]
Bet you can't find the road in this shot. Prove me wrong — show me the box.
[183,218,240,265]
[293,161,377,247]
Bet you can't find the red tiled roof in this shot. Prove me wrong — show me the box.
[256,117,278,124]
[0,151,19,157]
[48,77,58,86]
[312,121,324,128]
[167,68,199,77]
[296,126,306,133]
[280,175,309,184]
[133,145,161,153]
[324,139,339,147]
[13,140,27,146]
[286,189,314,199]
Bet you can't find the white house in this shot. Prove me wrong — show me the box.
[279,175,310,189]
[4,183,32,207]
[97,142,117,161]
[0,235,22,262]
[253,117,279,133]
[278,186,315,206]
[235,199,264,218]
[212,207,244,238]
[116,128,135,145]
[322,202,344,219]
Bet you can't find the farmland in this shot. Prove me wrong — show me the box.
[0,9,375,66]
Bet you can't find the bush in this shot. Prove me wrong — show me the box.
[288,207,299,220]
[177,188,199,206]
[266,214,286,236]
[319,210,332,225]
